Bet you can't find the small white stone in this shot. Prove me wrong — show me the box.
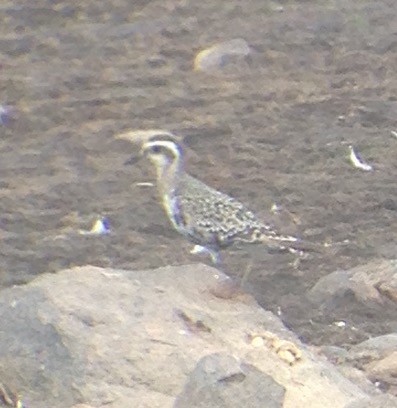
[190,245,219,264]
[251,336,265,348]
[194,38,251,72]
[136,182,154,187]
[270,203,281,214]
[78,218,110,236]
[190,245,206,255]
[348,145,373,172]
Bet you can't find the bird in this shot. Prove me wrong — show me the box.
[118,131,313,264]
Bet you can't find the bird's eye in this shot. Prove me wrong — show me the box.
[151,145,161,154]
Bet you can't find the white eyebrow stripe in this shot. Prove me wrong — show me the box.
[144,140,182,158]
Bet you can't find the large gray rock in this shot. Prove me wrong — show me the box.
[174,353,285,408]
[0,288,82,407]
[348,334,397,363]
[0,264,395,407]
[345,394,397,408]
[307,259,397,309]
[365,352,397,396]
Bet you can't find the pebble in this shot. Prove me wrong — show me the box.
[194,38,251,72]
[0,105,14,126]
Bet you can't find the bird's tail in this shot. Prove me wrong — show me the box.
[253,230,326,255]
[269,236,326,256]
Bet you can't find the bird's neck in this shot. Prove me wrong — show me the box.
[156,158,183,197]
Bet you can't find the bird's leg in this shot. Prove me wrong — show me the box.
[240,259,253,288]
[209,249,221,265]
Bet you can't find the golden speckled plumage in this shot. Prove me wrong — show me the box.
[117,130,307,263]
[170,173,297,250]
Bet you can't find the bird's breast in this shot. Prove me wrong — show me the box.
[162,193,186,232]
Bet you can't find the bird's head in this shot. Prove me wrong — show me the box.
[141,137,184,175]
[115,129,184,172]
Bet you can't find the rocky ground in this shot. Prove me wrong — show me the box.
[0,264,396,408]
[0,0,396,405]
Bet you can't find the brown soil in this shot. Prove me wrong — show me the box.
[1,0,397,348]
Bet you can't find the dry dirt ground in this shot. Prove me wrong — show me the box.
[1,0,397,349]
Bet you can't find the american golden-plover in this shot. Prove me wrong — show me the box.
[117,130,309,264]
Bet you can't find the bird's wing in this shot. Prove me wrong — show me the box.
[179,177,290,248]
